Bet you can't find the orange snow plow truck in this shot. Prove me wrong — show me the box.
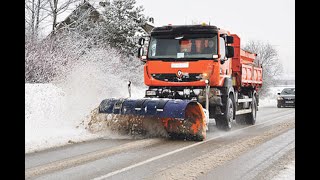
[97,24,262,141]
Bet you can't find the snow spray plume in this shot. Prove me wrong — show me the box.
[26,32,146,138]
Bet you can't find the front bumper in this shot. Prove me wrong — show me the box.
[277,99,295,107]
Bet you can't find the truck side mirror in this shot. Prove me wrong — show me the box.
[137,47,147,62]
[226,46,234,58]
[226,36,234,44]
[138,37,145,46]
[138,47,144,58]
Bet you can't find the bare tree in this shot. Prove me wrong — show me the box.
[25,0,50,40]
[25,29,144,86]
[44,0,81,32]
[243,40,283,97]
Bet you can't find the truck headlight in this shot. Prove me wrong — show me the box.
[277,97,283,100]
[183,89,190,95]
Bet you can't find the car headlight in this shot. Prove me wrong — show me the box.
[277,97,284,100]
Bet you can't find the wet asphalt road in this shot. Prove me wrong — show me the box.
[25,105,295,180]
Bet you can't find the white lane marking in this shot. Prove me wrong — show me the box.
[93,113,294,180]
[25,139,163,179]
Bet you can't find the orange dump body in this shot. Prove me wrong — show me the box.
[231,34,263,89]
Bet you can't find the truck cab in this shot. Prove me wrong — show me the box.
[139,24,234,88]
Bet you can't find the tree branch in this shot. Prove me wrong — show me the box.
[25,3,35,12]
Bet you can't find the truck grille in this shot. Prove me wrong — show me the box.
[151,73,202,82]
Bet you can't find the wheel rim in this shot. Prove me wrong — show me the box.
[250,98,257,125]
[228,100,233,128]
[252,99,256,119]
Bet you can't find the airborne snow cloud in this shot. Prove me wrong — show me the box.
[25,43,146,153]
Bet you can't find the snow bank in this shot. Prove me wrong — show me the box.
[272,160,295,180]
[25,81,145,154]
[25,83,96,153]
[25,39,148,153]
[25,41,148,154]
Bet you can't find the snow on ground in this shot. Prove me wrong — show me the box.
[25,48,146,154]
[272,160,295,180]
[25,82,145,154]
[25,75,144,153]
[25,83,97,153]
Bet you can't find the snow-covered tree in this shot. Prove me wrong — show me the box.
[25,0,149,85]
[25,29,145,87]
[101,0,148,55]
[45,0,81,32]
[25,0,50,40]
[243,40,283,97]
[51,1,107,47]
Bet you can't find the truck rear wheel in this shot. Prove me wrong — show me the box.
[215,97,233,131]
[245,95,257,125]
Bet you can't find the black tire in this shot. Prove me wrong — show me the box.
[245,95,257,125]
[277,103,281,108]
[216,97,233,131]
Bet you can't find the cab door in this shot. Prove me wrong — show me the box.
[219,36,232,85]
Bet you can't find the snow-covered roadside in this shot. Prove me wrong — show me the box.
[25,84,98,153]
[25,82,145,154]
[25,51,147,154]
[259,98,277,107]
[272,160,295,180]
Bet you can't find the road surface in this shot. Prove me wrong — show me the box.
[25,105,295,180]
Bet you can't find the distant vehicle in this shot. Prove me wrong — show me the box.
[277,88,295,108]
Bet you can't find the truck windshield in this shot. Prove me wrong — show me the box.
[147,35,218,60]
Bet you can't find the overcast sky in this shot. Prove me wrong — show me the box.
[136,0,295,77]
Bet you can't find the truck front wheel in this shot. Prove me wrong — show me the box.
[215,97,233,131]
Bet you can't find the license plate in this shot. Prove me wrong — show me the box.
[146,91,156,96]
[285,101,294,103]
[171,62,189,68]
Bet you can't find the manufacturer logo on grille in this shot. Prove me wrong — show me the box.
[177,70,182,78]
